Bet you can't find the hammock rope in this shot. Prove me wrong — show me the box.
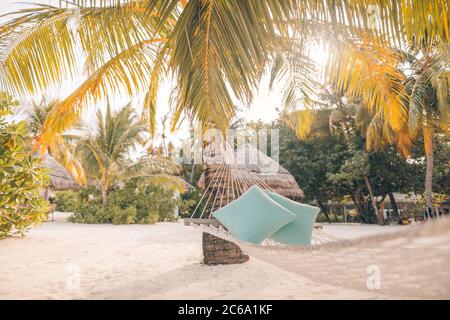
[191,162,275,219]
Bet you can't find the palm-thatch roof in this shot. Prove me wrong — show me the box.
[198,143,304,199]
[41,154,80,190]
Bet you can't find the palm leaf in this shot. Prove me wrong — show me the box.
[40,38,166,147]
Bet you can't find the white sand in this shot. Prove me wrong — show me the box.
[320,223,409,240]
[0,213,447,299]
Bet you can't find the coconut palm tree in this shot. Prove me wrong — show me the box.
[0,0,448,150]
[73,102,184,205]
[406,49,450,218]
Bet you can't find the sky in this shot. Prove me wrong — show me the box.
[0,0,329,150]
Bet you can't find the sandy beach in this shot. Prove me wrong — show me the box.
[0,212,448,300]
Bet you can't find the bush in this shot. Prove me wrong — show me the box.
[316,212,346,223]
[179,188,204,218]
[54,190,79,212]
[67,179,179,224]
[68,203,112,224]
[111,206,136,225]
[0,93,49,237]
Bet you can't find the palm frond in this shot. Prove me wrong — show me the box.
[40,38,165,146]
[168,0,296,132]
[269,37,320,114]
[142,48,169,135]
[141,173,186,193]
[1,0,449,149]
[327,39,408,132]
[281,109,315,140]
[304,0,449,49]
[407,48,450,136]
[123,155,185,192]
[0,2,171,101]
[0,6,78,95]
[365,108,413,157]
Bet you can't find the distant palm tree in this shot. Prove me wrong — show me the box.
[283,46,450,219]
[281,91,414,224]
[74,103,184,205]
[406,50,450,217]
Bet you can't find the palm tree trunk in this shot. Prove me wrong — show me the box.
[425,137,434,219]
[101,186,109,206]
[317,200,331,223]
[377,194,387,225]
[388,192,400,224]
[379,199,385,224]
[364,175,382,224]
[330,204,339,222]
[351,187,365,223]
[101,172,110,206]
[189,164,196,184]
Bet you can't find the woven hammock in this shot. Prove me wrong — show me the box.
[187,159,332,246]
[185,154,450,298]
[191,162,275,219]
[188,215,450,299]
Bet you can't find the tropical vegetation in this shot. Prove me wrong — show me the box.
[274,113,449,224]
[0,92,49,237]
[51,102,187,224]
[65,180,179,224]
[0,1,448,226]
[71,102,185,203]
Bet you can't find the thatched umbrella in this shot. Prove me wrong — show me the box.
[198,143,304,201]
[40,154,80,191]
[232,144,304,199]
[37,154,79,220]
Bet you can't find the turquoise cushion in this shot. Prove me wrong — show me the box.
[212,186,295,244]
[267,192,320,245]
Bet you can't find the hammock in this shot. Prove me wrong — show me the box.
[185,219,336,246]
[186,159,450,298]
[188,216,450,299]
[191,162,277,219]
[188,159,331,245]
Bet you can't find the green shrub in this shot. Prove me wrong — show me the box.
[111,206,136,225]
[179,188,204,218]
[54,190,79,212]
[316,212,346,223]
[67,179,178,224]
[109,179,178,222]
[68,203,107,223]
[135,207,160,224]
[0,93,49,237]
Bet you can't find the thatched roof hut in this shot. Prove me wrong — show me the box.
[194,144,304,218]
[199,143,303,199]
[41,154,80,191]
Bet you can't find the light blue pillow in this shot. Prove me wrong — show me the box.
[212,186,295,244]
[267,192,320,245]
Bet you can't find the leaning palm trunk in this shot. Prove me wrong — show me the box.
[364,175,383,224]
[424,137,434,219]
[388,192,400,224]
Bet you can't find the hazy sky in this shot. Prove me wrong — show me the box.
[0,1,328,149]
